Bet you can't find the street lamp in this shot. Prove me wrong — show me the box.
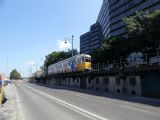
[64,35,74,72]
[64,35,74,58]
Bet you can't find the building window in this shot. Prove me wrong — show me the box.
[103,77,109,85]
[129,77,136,86]
[115,77,121,85]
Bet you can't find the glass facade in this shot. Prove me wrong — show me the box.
[98,0,160,37]
[80,32,91,54]
[80,23,103,54]
[80,0,160,54]
[97,0,111,38]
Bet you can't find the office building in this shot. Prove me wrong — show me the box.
[80,23,103,54]
[80,0,160,53]
[98,0,160,37]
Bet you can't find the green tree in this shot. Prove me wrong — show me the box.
[10,69,22,80]
[124,10,160,51]
[65,49,78,58]
[91,36,130,66]
[92,10,160,66]
[91,48,103,64]
[147,10,160,48]
[124,10,160,63]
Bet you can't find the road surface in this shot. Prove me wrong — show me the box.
[14,81,160,120]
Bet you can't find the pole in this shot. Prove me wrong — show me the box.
[71,35,74,78]
[72,35,74,58]
[36,62,39,77]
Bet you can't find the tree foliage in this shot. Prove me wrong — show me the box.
[124,10,160,51]
[91,10,160,65]
[91,37,130,64]
[10,69,22,80]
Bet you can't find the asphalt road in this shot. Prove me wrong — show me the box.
[14,81,160,120]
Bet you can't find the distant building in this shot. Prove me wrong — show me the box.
[35,70,44,78]
[80,0,160,54]
[80,32,90,54]
[0,73,6,80]
[80,23,103,54]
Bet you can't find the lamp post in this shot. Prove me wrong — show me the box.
[64,35,74,74]
[65,35,74,58]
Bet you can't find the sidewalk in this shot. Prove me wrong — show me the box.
[0,84,18,120]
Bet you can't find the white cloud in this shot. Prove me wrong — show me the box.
[57,39,71,50]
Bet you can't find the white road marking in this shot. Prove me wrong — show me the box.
[13,84,23,120]
[28,83,156,115]
[120,105,151,114]
[58,102,98,120]
[22,84,108,120]
[51,88,153,113]
[52,87,156,114]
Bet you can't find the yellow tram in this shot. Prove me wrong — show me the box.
[48,54,91,75]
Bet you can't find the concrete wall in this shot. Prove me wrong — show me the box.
[65,77,80,88]
[86,76,141,96]
[126,76,141,96]
[141,75,160,98]
[87,77,123,93]
[41,74,160,98]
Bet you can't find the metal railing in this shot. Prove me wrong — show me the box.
[92,52,160,71]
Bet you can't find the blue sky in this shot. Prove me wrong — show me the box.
[0,0,102,77]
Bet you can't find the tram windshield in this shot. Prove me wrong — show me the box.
[85,57,91,62]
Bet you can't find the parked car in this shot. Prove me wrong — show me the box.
[3,80,11,86]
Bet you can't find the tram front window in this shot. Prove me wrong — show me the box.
[85,58,91,62]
